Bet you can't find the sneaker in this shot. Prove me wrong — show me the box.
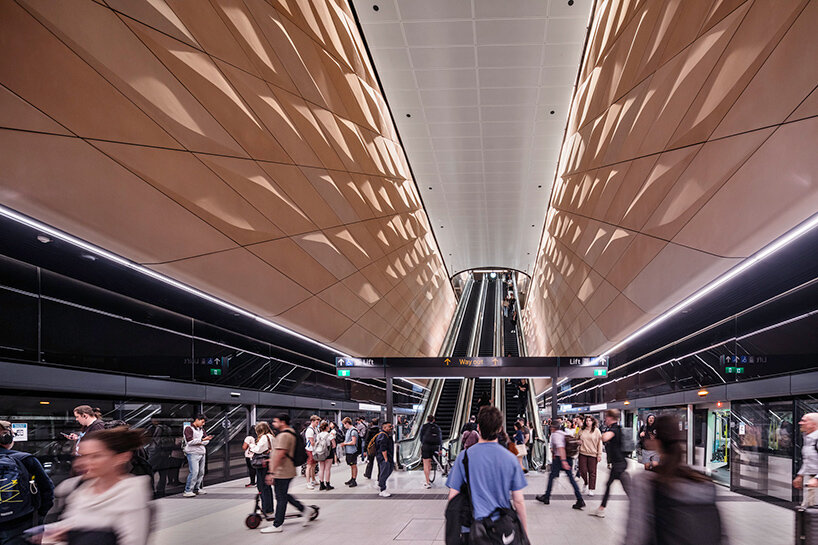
[196,488,207,495]
[260,525,283,533]
[245,483,256,488]
[589,491,595,497]
[535,495,549,505]
[423,482,432,489]
[582,484,588,495]
[590,508,605,518]
[379,490,392,497]
[302,506,319,526]
[572,500,586,510]
[306,482,315,490]
[182,491,196,497]
[348,480,357,488]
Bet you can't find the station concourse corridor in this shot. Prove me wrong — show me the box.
[2,0,818,544]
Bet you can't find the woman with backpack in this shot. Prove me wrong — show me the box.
[313,421,336,490]
[45,426,152,545]
[622,414,727,545]
[249,422,276,518]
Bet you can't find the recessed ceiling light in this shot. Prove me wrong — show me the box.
[406,113,412,118]
[428,187,432,190]
[373,4,379,11]
[531,224,535,227]
[537,185,542,188]
[80,253,97,261]
[567,0,574,5]
[550,110,555,115]
[37,235,51,244]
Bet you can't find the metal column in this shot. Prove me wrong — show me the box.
[386,377,394,425]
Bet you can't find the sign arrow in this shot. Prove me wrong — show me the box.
[444,358,451,366]
[492,358,498,365]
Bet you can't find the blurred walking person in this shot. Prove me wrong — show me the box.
[45,427,152,545]
[590,409,630,518]
[794,412,818,505]
[622,415,726,544]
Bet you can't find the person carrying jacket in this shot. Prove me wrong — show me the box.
[419,415,442,489]
[0,421,55,545]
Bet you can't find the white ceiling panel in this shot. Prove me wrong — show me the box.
[353,0,592,275]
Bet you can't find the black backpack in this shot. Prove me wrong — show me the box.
[0,451,38,522]
[282,429,308,467]
[422,423,442,446]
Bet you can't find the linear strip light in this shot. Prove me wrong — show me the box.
[0,204,352,358]
[587,211,818,366]
[540,212,818,399]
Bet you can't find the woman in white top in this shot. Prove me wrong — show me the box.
[315,421,336,490]
[45,427,152,545]
[249,422,275,517]
[242,434,256,487]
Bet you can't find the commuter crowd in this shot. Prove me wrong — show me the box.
[13,404,818,544]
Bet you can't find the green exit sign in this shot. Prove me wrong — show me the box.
[725,367,745,374]
[209,368,222,376]
[337,369,351,377]
[594,369,607,377]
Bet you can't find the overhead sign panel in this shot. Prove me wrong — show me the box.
[334,356,608,379]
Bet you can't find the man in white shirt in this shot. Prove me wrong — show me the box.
[536,419,584,509]
[794,413,818,506]
[304,415,320,490]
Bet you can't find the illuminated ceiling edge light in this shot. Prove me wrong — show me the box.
[0,204,352,358]
[590,211,818,365]
[540,211,818,398]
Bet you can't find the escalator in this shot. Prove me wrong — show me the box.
[470,378,492,418]
[504,379,520,434]
[452,277,483,357]
[436,379,463,440]
[477,277,496,357]
[502,308,519,357]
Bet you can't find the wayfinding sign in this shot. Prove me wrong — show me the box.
[335,356,607,379]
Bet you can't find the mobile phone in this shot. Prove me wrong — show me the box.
[61,432,72,438]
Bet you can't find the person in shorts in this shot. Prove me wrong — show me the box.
[340,417,359,487]
[419,415,442,489]
[639,414,659,470]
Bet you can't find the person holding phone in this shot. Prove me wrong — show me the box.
[182,415,212,497]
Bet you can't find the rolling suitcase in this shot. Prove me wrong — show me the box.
[796,507,818,544]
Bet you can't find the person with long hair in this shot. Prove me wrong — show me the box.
[315,421,336,490]
[622,415,726,544]
[46,427,152,545]
[249,422,275,518]
[639,414,659,470]
[577,416,603,496]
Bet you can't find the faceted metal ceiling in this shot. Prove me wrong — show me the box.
[352,0,593,275]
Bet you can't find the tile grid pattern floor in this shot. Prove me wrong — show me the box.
[151,459,794,545]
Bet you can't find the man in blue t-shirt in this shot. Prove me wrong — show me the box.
[446,406,528,533]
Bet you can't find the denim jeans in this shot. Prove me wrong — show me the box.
[185,452,206,492]
[377,458,393,491]
[544,456,582,501]
[273,478,304,527]
[256,468,274,513]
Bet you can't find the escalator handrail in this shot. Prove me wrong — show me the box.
[468,277,488,357]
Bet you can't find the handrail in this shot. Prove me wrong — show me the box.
[447,377,473,458]
[495,275,503,357]
[397,273,474,468]
[512,275,546,470]
[468,277,487,358]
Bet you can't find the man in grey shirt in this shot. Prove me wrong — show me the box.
[795,413,818,506]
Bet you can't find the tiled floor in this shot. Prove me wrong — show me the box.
[151,460,794,545]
